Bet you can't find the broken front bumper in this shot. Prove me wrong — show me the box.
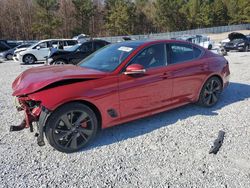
[10,97,50,146]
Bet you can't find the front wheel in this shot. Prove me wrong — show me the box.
[45,103,98,153]
[198,77,222,107]
[52,59,66,65]
[23,54,36,64]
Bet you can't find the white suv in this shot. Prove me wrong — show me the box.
[15,39,78,64]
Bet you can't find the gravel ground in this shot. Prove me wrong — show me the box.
[0,52,250,188]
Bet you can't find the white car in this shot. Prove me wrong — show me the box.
[15,39,78,64]
[175,35,214,50]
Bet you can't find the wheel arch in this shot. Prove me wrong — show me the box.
[45,99,102,130]
[22,53,37,62]
[196,74,223,102]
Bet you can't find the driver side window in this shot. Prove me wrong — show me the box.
[130,44,167,69]
[80,42,92,53]
[38,42,47,49]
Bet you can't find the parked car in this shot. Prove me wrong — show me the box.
[0,40,11,52]
[11,40,230,153]
[0,40,21,51]
[0,43,35,61]
[224,32,250,52]
[46,40,110,65]
[72,34,90,43]
[14,39,78,64]
[175,35,214,50]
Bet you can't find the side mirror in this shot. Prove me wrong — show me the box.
[124,64,146,75]
[36,46,40,50]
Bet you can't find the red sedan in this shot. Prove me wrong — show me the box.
[11,40,230,153]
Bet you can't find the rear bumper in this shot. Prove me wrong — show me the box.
[223,74,230,88]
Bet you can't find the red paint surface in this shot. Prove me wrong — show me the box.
[12,40,230,129]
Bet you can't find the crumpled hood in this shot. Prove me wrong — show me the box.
[12,65,107,96]
[228,32,246,41]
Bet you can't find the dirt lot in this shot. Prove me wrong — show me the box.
[209,30,250,42]
[0,52,250,187]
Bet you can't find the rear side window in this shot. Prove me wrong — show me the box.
[80,42,93,53]
[94,41,107,50]
[170,43,202,64]
[67,40,77,46]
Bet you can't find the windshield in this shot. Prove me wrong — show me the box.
[78,43,138,72]
[65,44,81,52]
[232,38,244,43]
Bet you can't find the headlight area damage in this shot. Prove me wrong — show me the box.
[10,65,106,147]
[10,96,49,146]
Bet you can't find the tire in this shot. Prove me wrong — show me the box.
[45,103,98,153]
[6,54,13,60]
[208,44,212,50]
[52,59,66,65]
[245,45,249,52]
[197,76,222,107]
[23,54,36,64]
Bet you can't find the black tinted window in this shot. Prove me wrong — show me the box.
[130,44,167,69]
[80,42,92,52]
[193,47,202,58]
[0,42,10,51]
[67,40,77,46]
[94,41,107,50]
[170,43,201,64]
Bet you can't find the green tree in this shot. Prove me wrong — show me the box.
[227,0,250,24]
[105,0,136,35]
[134,0,157,33]
[154,0,188,31]
[212,0,229,26]
[32,0,61,38]
[72,0,95,36]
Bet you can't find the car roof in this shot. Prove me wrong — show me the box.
[39,39,77,43]
[114,39,196,46]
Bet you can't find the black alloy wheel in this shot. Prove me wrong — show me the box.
[45,103,98,153]
[198,77,222,107]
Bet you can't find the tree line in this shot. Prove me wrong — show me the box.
[0,0,249,40]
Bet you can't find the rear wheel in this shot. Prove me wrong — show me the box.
[198,77,222,107]
[45,103,98,153]
[6,54,13,60]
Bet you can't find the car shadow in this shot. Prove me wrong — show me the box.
[83,82,250,151]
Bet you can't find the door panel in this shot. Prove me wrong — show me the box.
[37,48,49,60]
[118,43,172,119]
[119,67,172,118]
[169,43,207,104]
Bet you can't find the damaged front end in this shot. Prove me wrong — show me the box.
[10,96,50,146]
